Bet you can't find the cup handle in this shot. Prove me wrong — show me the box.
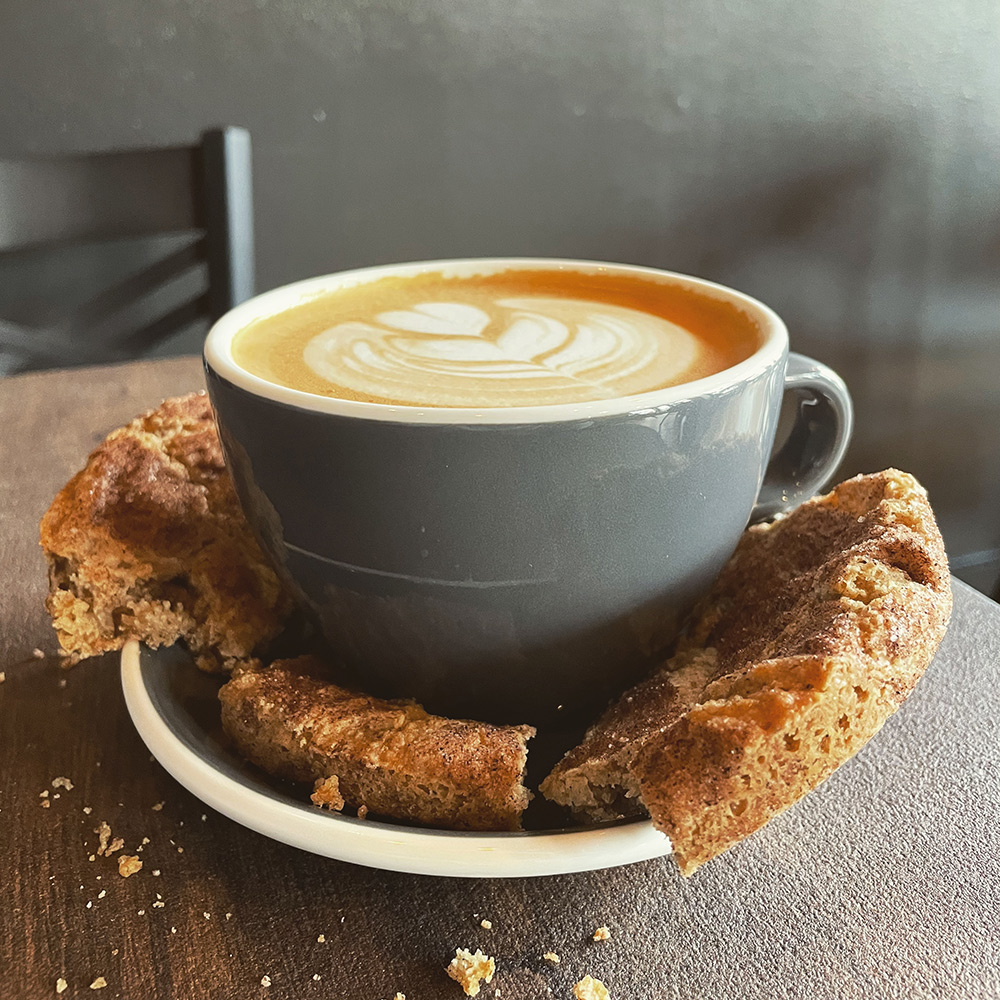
[751,352,854,521]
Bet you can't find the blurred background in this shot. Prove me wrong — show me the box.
[1,0,998,594]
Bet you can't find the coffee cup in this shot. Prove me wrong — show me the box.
[204,258,852,725]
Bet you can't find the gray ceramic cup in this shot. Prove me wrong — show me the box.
[204,259,852,725]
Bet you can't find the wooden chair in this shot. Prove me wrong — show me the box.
[0,127,254,374]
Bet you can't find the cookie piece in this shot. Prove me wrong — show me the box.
[40,392,292,671]
[219,656,535,831]
[541,469,952,874]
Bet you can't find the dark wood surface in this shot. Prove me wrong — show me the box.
[2,357,998,1000]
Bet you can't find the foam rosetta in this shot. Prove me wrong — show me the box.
[231,268,763,408]
[302,297,702,407]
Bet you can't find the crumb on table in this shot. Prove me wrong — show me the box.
[446,948,495,997]
[574,976,609,1000]
[118,855,142,878]
[95,822,112,855]
[592,926,611,941]
[543,952,560,964]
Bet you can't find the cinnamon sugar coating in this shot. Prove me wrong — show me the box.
[219,656,534,831]
[542,470,952,874]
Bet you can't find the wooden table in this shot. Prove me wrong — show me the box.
[2,357,998,1000]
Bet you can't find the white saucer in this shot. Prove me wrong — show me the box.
[120,640,670,878]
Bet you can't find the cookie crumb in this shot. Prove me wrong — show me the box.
[56,978,67,994]
[89,978,107,990]
[261,975,271,987]
[592,926,611,942]
[203,912,211,919]
[394,994,406,1000]
[0,672,5,683]
[310,775,345,812]
[153,870,161,877]
[98,890,106,899]
[95,822,112,855]
[151,801,164,811]
[118,855,142,878]
[83,806,92,815]
[41,799,51,808]
[225,912,232,920]
[543,952,560,964]
[573,976,609,1000]
[480,919,492,930]
[446,948,495,997]
[317,934,326,943]
[153,901,165,908]
[312,974,321,981]
[357,804,368,820]
[52,777,74,791]
[33,648,46,659]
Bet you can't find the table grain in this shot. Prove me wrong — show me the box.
[2,358,998,1000]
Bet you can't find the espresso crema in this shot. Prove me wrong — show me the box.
[232,269,762,407]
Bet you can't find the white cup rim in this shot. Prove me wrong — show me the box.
[203,257,789,425]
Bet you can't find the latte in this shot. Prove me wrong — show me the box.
[231,268,762,407]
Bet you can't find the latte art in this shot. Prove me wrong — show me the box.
[231,268,762,407]
[302,297,701,407]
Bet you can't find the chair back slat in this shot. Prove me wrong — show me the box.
[0,148,199,253]
[0,128,254,372]
[53,238,206,343]
[118,295,210,356]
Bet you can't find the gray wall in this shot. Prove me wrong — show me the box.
[2,0,999,587]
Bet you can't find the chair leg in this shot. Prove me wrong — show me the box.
[199,127,255,321]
